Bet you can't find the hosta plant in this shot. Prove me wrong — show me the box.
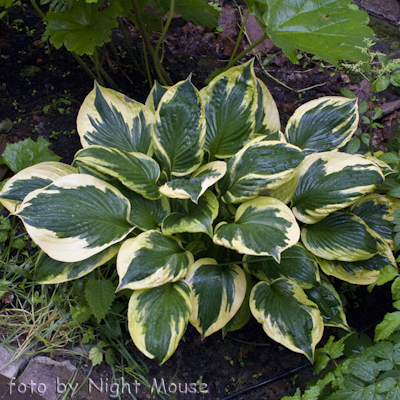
[1,60,398,365]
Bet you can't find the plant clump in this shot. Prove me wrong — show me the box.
[1,60,398,365]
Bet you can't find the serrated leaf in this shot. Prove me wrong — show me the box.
[2,137,61,173]
[392,277,400,301]
[89,347,103,366]
[85,279,115,323]
[70,305,92,324]
[250,0,374,66]
[44,2,122,55]
[105,348,115,366]
[175,0,220,28]
[375,312,400,342]
[373,75,390,93]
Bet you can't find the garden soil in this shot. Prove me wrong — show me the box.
[0,2,400,399]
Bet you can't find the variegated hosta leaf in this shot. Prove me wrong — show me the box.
[121,190,170,231]
[222,272,253,337]
[292,152,384,224]
[152,78,205,177]
[243,243,320,289]
[159,161,226,203]
[254,78,280,136]
[116,230,194,290]
[162,191,219,237]
[261,130,286,142]
[317,247,397,285]
[305,277,349,330]
[128,281,191,364]
[145,81,169,113]
[77,83,153,155]
[350,194,400,249]
[250,278,324,362]
[218,139,304,204]
[0,162,77,213]
[213,197,300,262]
[268,171,299,205]
[201,60,257,159]
[285,96,358,152]
[301,212,384,262]
[366,153,395,176]
[15,174,134,262]
[186,258,246,338]
[35,245,120,284]
[73,145,161,200]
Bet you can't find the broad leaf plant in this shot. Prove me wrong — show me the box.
[2,61,398,365]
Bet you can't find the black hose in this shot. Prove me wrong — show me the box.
[220,363,311,400]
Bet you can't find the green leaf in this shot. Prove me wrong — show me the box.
[35,245,119,284]
[250,0,374,66]
[0,162,77,213]
[201,60,257,159]
[128,281,192,364]
[292,152,384,224]
[85,279,115,323]
[373,75,390,93]
[346,137,360,154]
[390,71,400,87]
[218,139,304,204]
[305,276,349,330]
[375,312,400,342]
[175,0,220,28]
[161,191,219,237]
[116,230,193,290]
[368,265,399,292]
[186,258,247,338]
[339,88,356,99]
[159,161,226,203]
[392,277,400,301]
[15,174,134,262]
[74,145,161,200]
[70,305,92,324]
[314,335,348,374]
[89,347,103,366]
[359,101,369,114]
[243,243,320,289]
[213,197,300,261]
[285,97,358,152]
[105,348,115,366]
[77,83,154,155]
[153,78,205,177]
[44,2,122,55]
[2,137,61,173]
[250,278,324,362]
[301,212,383,262]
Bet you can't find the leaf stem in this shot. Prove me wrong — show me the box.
[90,48,105,86]
[130,0,173,85]
[71,52,98,82]
[29,0,45,20]
[227,33,268,69]
[228,7,251,68]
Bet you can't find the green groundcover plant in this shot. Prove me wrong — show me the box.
[1,60,398,365]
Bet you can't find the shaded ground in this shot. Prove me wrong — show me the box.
[0,2,400,399]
